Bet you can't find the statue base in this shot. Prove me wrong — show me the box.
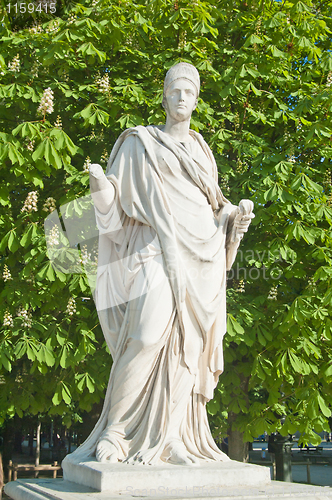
[5,458,332,499]
[5,476,332,500]
[61,455,271,492]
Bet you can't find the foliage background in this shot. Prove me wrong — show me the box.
[0,0,332,459]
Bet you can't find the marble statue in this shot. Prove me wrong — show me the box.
[68,62,254,466]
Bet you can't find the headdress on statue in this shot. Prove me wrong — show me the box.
[163,63,200,106]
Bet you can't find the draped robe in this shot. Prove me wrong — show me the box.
[66,125,241,465]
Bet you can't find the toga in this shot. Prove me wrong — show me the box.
[67,125,240,464]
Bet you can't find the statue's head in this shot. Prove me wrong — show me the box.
[162,62,200,121]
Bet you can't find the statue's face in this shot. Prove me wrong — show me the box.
[164,78,197,122]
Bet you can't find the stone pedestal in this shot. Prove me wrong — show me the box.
[61,456,271,492]
[5,476,332,500]
[5,458,332,500]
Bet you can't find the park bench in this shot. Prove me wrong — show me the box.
[7,460,61,481]
[251,459,313,483]
[299,446,323,454]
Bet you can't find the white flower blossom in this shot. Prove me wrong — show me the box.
[80,244,91,266]
[37,87,54,115]
[8,54,20,73]
[267,285,278,300]
[62,69,69,82]
[3,264,12,282]
[29,24,43,34]
[27,140,35,152]
[89,129,104,142]
[43,197,56,213]
[66,297,76,316]
[46,19,60,34]
[324,169,332,188]
[91,241,99,265]
[178,31,187,50]
[31,60,39,79]
[3,310,14,328]
[236,279,245,293]
[54,115,62,129]
[17,306,32,328]
[236,159,247,174]
[21,191,38,213]
[68,14,77,24]
[326,71,332,88]
[100,149,109,164]
[307,277,317,288]
[96,74,110,94]
[220,175,230,194]
[83,156,91,173]
[48,225,59,246]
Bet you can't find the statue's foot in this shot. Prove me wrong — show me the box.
[96,440,119,463]
[162,440,199,465]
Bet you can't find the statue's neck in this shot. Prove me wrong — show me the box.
[163,116,193,143]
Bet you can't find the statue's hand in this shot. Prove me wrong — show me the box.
[231,199,255,243]
[89,163,106,179]
[89,163,115,214]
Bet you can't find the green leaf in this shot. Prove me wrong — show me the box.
[244,34,264,47]
[86,374,94,393]
[8,143,24,165]
[32,140,46,161]
[60,344,70,368]
[317,395,331,418]
[0,231,10,252]
[20,224,35,247]
[77,42,106,62]
[52,387,62,406]
[268,45,286,58]
[227,314,244,337]
[40,344,55,367]
[62,382,71,404]
[288,350,303,373]
[8,230,19,252]
[36,261,54,280]
[1,352,12,372]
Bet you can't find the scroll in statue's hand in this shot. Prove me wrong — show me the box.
[231,199,255,243]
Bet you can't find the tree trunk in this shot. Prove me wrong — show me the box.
[35,421,41,477]
[28,428,34,457]
[2,421,15,468]
[68,431,72,454]
[227,419,249,462]
[0,453,3,500]
[227,373,250,462]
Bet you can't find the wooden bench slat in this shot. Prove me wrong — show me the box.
[8,461,61,482]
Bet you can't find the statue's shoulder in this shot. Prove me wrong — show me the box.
[191,130,216,157]
[190,129,208,145]
[124,125,162,145]
[119,125,152,141]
